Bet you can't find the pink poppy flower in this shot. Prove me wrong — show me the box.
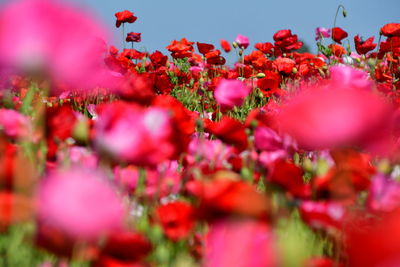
[277,87,392,150]
[214,79,250,111]
[185,137,234,170]
[144,161,181,198]
[205,219,277,267]
[315,27,331,40]
[94,102,175,167]
[37,167,125,241]
[367,174,400,212]
[0,0,114,91]
[0,108,29,139]
[235,34,250,49]
[114,165,140,192]
[329,65,373,90]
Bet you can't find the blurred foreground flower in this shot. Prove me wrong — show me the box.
[37,167,125,241]
[205,219,277,267]
[0,0,114,91]
[94,102,177,167]
[277,87,392,150]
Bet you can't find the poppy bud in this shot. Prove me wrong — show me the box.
[256,73,266,78]
[292,67,298,74]
[342,9,347,17]
[232,41,238,48]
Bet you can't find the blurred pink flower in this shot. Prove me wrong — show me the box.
[254,127,285,151]
[0,0,114,91]
[37,167,125,241]
[0,108,29,138]
[329,65,373,90]
[254,126,297,166]
[214,79,250,111]
[315,27,331,40]
[145,161,181,198]
[367,174,400,212]
[114,165,139,192]
[186,137,234,170]
[278,88,392,150]
[94,102,175,167]
[205,219,277,267]
[235,34,250,49]
[57,146,98,169]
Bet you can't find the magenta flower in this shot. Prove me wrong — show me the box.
[278,87,392,150]
[37,167,125,241]
[315,27,331,40]
[205,219,277,267]
[94,102,175,167]
[0,108,29,139]
[0,0,114,91]
[367,175,400,212]
[185,137,234,170]
[254,126,296,166]
[235,34,250,49]
[329,65,373,90]
[214,79,250,111]
[144,161,181,198]
[114,165,139,192]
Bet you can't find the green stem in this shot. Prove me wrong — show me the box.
[332,5,346,42]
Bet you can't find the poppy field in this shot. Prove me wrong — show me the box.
[1,0,400,266]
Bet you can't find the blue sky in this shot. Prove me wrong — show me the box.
[71,0,399,58]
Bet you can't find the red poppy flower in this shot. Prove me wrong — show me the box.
[46,104,78,159]
[197,42,214,55]
[381,23,400,37]
[101,231,152,262]
[314,149,375,201]
[354,35,377,55]
[120,49,146,60]
[125,32,141,43]
[205,50,226,65]
[187,178,270,220]
[115,73,155,104]
[268,159,311,199]
[149,50,168,68]
[204,116,248,152]
[255,42,274,55]
[328,43,346,57]
[299,201,345,231]
[0,140,16,190]
[0,191,32,230]
[274,57,296,74]
[220,39,231,53]
[257,71,281,97]
[345,209,400,267]
[379,36,400,55]
[304,257,343,267]
[273,29,292,41]
[166,38,194,59]
[156,201,195,241]
[115,10,137,28]
[152,95,197,156]
[331,27,348,44]
[273,29,303,52]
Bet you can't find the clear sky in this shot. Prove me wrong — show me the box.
[70,0,399,58]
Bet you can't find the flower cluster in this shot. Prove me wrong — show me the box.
[1,1,400,267]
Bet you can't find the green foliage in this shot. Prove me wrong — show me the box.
[276,211,333,267]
